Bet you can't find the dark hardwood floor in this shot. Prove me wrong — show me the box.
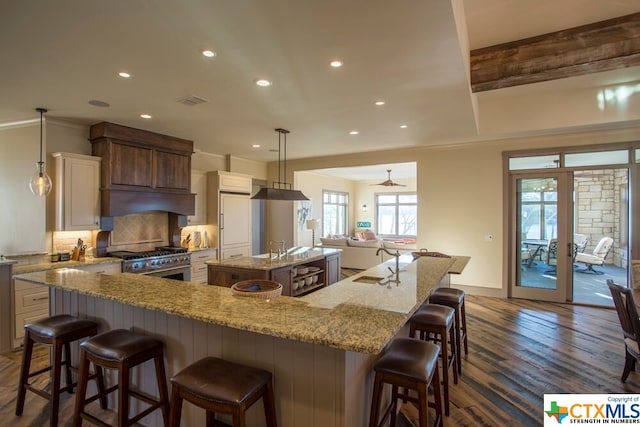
[1,295,638,426]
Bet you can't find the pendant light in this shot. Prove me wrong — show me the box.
[29,107,52,196]
[251,128,309,201]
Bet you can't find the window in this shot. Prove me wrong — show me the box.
[323,190,348,236]
[519,179,557,239]
[376,193,417,237]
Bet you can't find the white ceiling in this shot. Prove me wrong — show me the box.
[1,0,639,170]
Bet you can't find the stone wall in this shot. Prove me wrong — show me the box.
[574,169,627,268]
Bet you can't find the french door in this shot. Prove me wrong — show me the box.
[511,172,572,302]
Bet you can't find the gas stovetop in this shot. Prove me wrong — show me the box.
[108,247,191,274]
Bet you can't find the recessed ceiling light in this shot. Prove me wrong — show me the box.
[349,130,359,135]
[252,144,261,148]
[255,79,272,87]
[118,72,131,78]
[400,124,408,129]
[202,50,216,58]
[330,59,343,68]
[140,114,152,119]
[375,100,385,106]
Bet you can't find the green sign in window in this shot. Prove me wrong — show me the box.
[357,221,371,228]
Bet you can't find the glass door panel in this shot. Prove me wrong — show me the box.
[512,173,569,302]
[571,167,629,306]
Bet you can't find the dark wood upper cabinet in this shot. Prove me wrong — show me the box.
[155,150,190,191]
[90,121,193,193]
[89,121,195,217]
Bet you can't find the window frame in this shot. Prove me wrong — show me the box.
[322,190,349,236]
[375,192,417,238]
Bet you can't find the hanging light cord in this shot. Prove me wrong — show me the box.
[36,107,47,175]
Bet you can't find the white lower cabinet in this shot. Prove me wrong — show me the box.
[12,279,50,349]
[12,261,121,348]
[190,249,217,283]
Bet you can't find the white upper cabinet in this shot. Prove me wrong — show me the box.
[48,152,101,231]
[188,170,207,226]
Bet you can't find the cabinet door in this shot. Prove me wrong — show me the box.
[220,194,251,248]
[155,150,190,191]
[110,142,153,188]
[188,171,207,226]
[63,156,101,230]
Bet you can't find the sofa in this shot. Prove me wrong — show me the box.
[317,237,417,270]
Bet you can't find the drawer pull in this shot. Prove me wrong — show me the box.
[32,296,48,302]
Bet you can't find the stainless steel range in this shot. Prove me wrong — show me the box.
[108,246,191,281]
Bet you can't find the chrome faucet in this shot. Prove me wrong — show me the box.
[376,247,401,284]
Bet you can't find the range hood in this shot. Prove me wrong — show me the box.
[251,128,309,201]
[90,121,196,217]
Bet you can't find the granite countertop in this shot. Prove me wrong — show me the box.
[206,246,342,270]
[13,257,122,275]
[14,255,454,354]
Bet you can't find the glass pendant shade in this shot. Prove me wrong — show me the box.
[29,161,52,196]
[29,107,52,196]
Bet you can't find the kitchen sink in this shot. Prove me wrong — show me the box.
[352,275,385,284]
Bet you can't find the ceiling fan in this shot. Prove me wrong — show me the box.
[372,169,406,187]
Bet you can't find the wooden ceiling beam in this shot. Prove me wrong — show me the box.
[470,12,640,92]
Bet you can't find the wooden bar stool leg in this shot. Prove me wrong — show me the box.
[51,339,64,427]
[450,324,459,385]
[417,383,428,427]
[74,350,90,426]
[64,341,74,390]
[154,352,170,427]
[368,374,383,427]
[461,299,468,355]
[439,326,450,416]
[453,307,462,375]
[263,380,277,427]
[15,332,33,416]
[168,384,183,427]
[431,363,443,427]
[118,363,130,427]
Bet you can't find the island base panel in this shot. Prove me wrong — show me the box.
[50,288,379,427]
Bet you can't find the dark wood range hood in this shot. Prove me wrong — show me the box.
[89,122,196,255]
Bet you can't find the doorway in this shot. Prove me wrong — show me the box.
[507,148,633,305]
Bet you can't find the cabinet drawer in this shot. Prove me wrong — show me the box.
[15,310,50,340]
[220,246,250,260]
[14,288,49,315]
[76,262,122,274]
[14,279,47,293]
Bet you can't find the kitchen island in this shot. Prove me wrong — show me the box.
[14,254,460,427]
[207,247,342,296]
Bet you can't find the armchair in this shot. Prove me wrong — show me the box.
[544,239,558,275]
[575,237,614,274]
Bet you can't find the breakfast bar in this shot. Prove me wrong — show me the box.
[14,255,460,426]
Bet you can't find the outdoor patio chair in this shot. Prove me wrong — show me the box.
[575,237,614,274]
[544,239,558,275]
[607,279,640,382]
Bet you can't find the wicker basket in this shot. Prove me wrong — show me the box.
[231,280,283,300]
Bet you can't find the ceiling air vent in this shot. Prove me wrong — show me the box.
[177,95,208,106]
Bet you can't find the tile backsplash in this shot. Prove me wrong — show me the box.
[51,212,170,256]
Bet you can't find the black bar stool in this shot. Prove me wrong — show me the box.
[428,288,468,375]
[168,356,277,427]
[409,304,458,416]
[74,328,169,427]
[15,314,102,427]
[369,337,443,427]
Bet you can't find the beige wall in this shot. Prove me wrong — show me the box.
[274,125,640,292]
